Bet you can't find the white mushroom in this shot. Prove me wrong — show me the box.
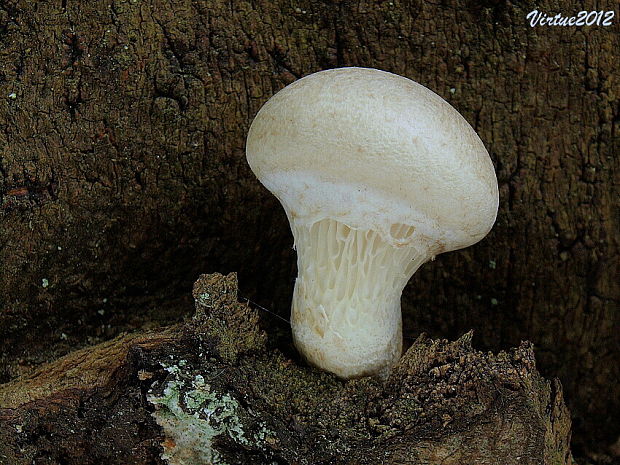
[246,67,499,379]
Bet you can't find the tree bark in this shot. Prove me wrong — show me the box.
[0,0,617,462]
[0,273,574,465]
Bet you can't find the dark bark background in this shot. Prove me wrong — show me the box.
[0,0,617,462]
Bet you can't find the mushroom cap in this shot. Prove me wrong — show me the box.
[246,67,499,253]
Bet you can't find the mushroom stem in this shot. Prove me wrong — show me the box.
[290,218,430,378]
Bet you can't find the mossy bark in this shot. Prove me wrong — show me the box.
[0,0,618,461]
[0,273,573,465]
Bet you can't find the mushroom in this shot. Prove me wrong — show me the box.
[246,67,498,379]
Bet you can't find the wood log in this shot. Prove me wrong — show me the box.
[0,273,573,465]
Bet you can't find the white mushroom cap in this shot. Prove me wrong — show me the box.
[246,67,499,378]
[247,67,498,254]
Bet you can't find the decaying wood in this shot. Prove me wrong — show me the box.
[0,273,573,465]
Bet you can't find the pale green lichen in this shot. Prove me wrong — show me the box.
[147,361,274,465]
[195,292,211,307]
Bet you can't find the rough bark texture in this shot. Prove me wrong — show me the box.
[0,0,618,462]
[0,273,573,465]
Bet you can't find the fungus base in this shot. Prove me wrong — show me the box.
[290,218,429,378]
